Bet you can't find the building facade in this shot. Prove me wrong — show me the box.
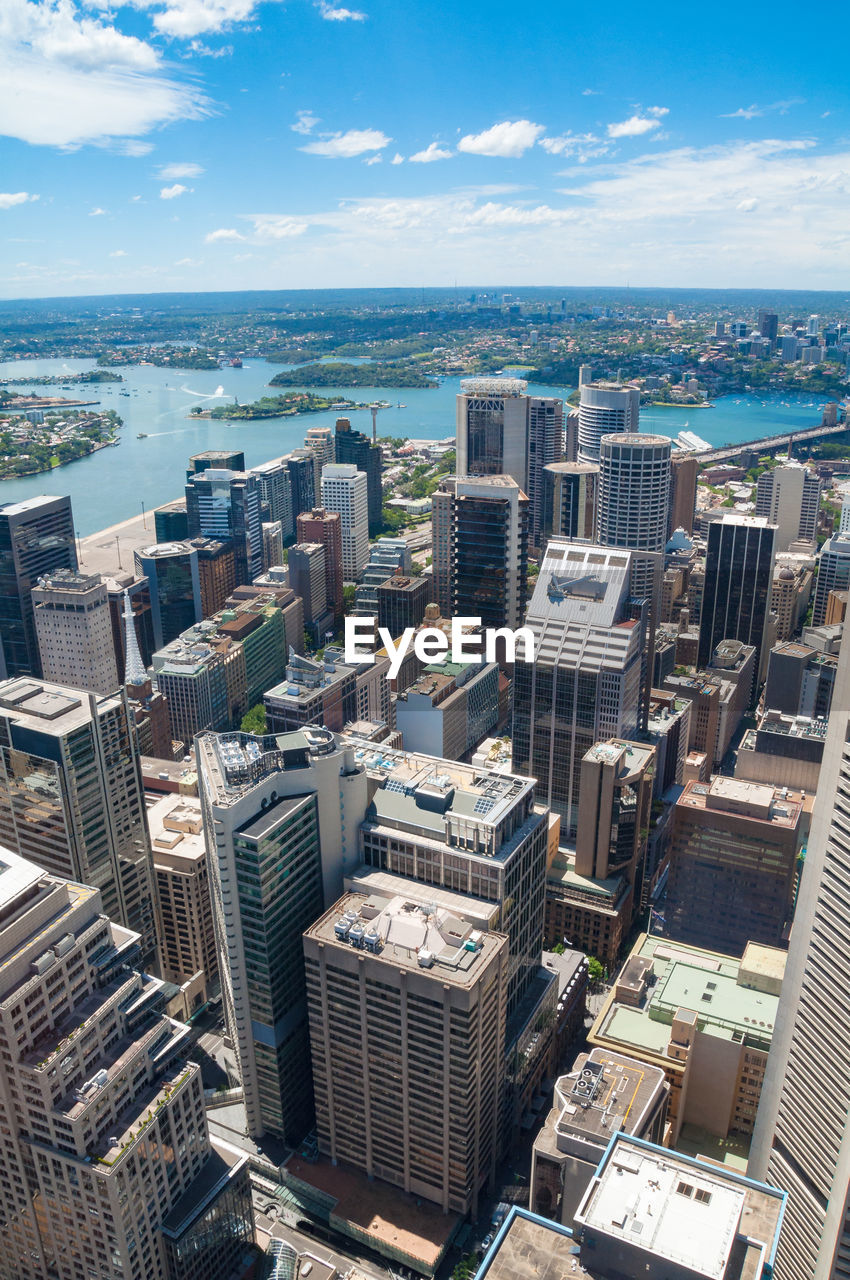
[0,495,78,680]
[33,570,119,696]
[320,464,369,582]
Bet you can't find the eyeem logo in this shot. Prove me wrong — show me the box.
[344,616,536,680]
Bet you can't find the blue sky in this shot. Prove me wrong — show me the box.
[1,0,848,297]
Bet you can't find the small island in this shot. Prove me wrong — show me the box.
[97,346,220,370]
[0,406,121,478]
[0,370,123,387]
[268,360,437,389]
[191,392,368,420]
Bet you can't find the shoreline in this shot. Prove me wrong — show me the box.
[0,437,118,481]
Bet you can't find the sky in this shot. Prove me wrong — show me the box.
[1,0,849,298]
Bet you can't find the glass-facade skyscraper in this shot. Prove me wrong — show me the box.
[0,495,77,680]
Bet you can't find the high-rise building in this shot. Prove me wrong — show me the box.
[455,380,562,546]
[395,658,500,759]
[153,499,189,542]
[0,846,254,1280]
[32,570,119,695]
[133,542,202,651]
[758,308,780,344]
[286,450,317,522]
[122,592,173,760]
[577,382,640,463]
[264,648,392,736]
[755,462,821,551]
[596,434,671,558]
[0,495,77,679]
[669,453,699,534]
[353,536,412,616]
[249,457,294,543]
[321,463,370,582]
[105,573,155,680]
[513,542,645,835]
[196,726,367,1140]
[0,676,158,963]
[185,468,263,586]
[304,890,508,1216]
[541,462,598,544]
[807,312,820,337]
[812,531,850,625]
[297,507,344,618]
[188,535,237,617]
[432,475,528,631]
[304,424,335,477]
[288,542,333,640]
[664,776,808,957]
[187,448,246,476]
[376,573,430,634]
[697,515,776,680]
[334,417,383,535]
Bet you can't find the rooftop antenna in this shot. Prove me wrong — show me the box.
[371,404,378,445]
[122,591,147,686]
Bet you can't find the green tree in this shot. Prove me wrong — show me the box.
[343,584,356,609]
[240,704,267,735]
[587,956,604,985]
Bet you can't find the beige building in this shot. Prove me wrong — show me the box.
[148,793,218,1014]
[304,890,508,1217]
[589,933,786,1144]
[32,570,119,696]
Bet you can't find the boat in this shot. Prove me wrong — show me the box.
[137,433,148,439]
[231,358,243,368]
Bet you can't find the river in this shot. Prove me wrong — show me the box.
[0,356,833,536]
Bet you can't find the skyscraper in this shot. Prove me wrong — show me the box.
[596,433,671,562]
[134,542,203,650]
[0,847,253,1280]
[185,468,263,585]
[286,450,317,521]
[758,308,780,344]
[455,379,562,546]
[541,462,598,544]
[755,462,821,551]
[33,569,119,695]
[513,541,645,835]
[297,506,344,618]
[812,531,850,625]
[250,457,294,543]
[0,495,77,680]
[749,628,850,1279]
[196,727,367,1141]
[697,515,776,680]
[576,382,640,463]
[0,677,158,963]
[320,463,370,581]
[334,417,383,535]
[432,474,528,631]
[669,453,699,535]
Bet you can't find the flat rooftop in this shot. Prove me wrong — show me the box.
[0,678,115,731]
[576,1137,784,1280]
[344,865,499,933]
[677,777,806,829]
[147,794,205,864]
[592,935,784,1059]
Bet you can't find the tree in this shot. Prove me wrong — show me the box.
[343,584,356,609]
[240,704,267,735]
[587,956,604,985]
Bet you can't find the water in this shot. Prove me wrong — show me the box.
[0,356,832,536]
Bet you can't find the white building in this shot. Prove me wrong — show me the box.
[755,462,821,551]
[577,382,640,463]
[320,462,369,581]
[32,570,119,696]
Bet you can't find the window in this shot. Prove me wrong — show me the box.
[676,1182,694,1198]
[695,1188,712,1205]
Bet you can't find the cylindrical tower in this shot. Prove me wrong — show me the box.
[596,433,672,553]
[541,462,599,547]
[577,382,640,462]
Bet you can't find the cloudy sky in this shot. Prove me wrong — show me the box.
[1,0,848,297]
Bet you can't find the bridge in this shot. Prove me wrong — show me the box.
[694,419,849,465]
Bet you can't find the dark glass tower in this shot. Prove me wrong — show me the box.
[334,417,383,535]
[698,515,776,680]
[0,495,77,679]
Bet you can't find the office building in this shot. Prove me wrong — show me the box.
[196,726,367,1140]
[376,572,430,633]
[669,453,699,534]
[32,570,119,695]
[590,933,786,1143]
[764,638,837,720]
[530,1049,669,1226]
[187,448,245,476]
[432,475,529,632]
[334,417,383,535]
[185,468,263,586]
[304,424,335,477]
[297,507,344,618]
[759,308,780,344]
[755,462,821,551]
[121,592,173,760]
[262,519,284,571]
[541,462,598,544]
[577,382,640,463]
[395,659,500,759]
[286,450,317,521]
[153,499,189,542]
[526,397,565,546]
[596,433,671,559]
[105,572,155,680]
[646,689,692,795]
[771,560,814,640]
[749,628,850,1280]
[250,457,294,542]
[0,677,157,963]
[265,648,392,737]
[735,710,826,793]
[304,890,508,1216]
[134,542,202,651]
[564,406,579,461]
[513,542,644,835]
[288,542,334,642]
[148,792,218,1013]
[321,463,369,581]
[353,536,412,616]
[0,495,77,680]
[665,776,808,956]
[188,536,238,618]
[0,847,253,1280]
[812,531,850,625]
[697,516,776,679]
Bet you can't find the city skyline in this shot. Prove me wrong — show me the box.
[2,0,849,296]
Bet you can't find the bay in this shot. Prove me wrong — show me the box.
[0,356,832,536]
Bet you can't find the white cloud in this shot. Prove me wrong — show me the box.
[89,206,108,215]
[0,0,211,148]
[0,191,39,210]
[160,182,189,198]
[316,1,366,19]
[291,110,320,135]
[249,215,309,239]
[205,227,245,241]
[187,38,233,55]
[148,0,264,38]
[736,197,758,212]
[300,128,390,158]
[458,119,545,158]
[540,132,609,162]
[409,142,453,163]
[109,248,127,256]
[158,161,204,178]
[363,153,382,165]
[607,107,669,138]
[391,153,404,165]
[721,99,803,120]
[106,138,155,156]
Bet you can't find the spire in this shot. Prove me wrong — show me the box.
[122,591,147,686]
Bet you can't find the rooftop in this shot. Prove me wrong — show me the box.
[147,794,205,865]
[677,777,806,829]
[0,678,119,731]
[196,726,339,804]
